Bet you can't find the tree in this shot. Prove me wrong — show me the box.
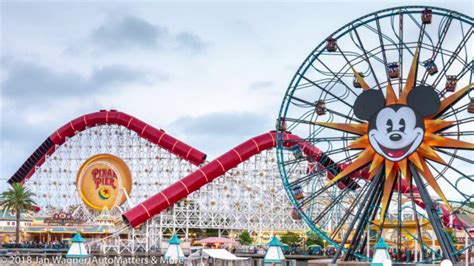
[0,183,36,244]
[280,231,300,246]
[239,230,253,245]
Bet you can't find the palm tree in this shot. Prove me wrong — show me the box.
[0,183,36,244]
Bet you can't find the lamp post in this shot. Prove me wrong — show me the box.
[164,234,184,264]
[264,236,285,265]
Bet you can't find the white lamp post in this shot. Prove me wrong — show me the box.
[66,233,89,258]
[264,236,285,264]
[371,237,391,266]
[164,234,184,263]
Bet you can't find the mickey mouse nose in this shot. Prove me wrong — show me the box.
[390,133,402,141]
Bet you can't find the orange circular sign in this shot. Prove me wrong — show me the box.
[76,154,132,211]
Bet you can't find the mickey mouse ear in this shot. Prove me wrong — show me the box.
[354,90,385,120]
[407,85,440,117]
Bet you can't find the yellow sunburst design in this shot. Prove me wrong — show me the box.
[317,48,474,219]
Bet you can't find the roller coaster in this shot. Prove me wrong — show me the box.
[4,5,473,264]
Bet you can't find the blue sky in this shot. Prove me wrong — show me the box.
[1,1,472,184]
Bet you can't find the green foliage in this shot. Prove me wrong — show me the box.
[0,183,36,244]
[239,230,253,245]
[306,236,324,247]
[280,231,300,246]
[0,183,36,214]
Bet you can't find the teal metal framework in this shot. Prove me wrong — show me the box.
[276,5,473,263]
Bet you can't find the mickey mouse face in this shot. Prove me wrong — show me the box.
[369,105,423,161]
[353,85,440,162]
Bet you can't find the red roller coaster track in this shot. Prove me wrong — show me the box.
[122,131,365,227]
[122,131,466,230]
[7,110,466,231]
[8,110,207,184]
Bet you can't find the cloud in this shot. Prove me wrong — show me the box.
[68,15,207,54]
[1,58,165,182]
[175,32,207,53]
[169,112,274,159]
[2,59,157,105]
[91,16,167,50]
[249,81,274,90]
[171,112,272,137]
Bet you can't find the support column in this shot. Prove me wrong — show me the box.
[332,169,384,263]
[410,163,457,262]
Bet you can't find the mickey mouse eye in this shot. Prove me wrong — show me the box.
[399,119,406,132]
[386,119,393,132]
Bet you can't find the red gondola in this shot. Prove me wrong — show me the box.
[445,75,457,92]
[291,208,302,220]
[276,118,287,131]
[315,100,327,115]
[468,98,474,114]
[326,37,337,52]
[422,8,432,24]
[387,62,400,79]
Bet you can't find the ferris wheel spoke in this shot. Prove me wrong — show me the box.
[439,61,473,98]
[329,182,371,240]
[408,12,431,47]
[314,58,359,97]
[408,177,427,260]
[299,75,355,108]
[290,95,364,124]
[375,16,391,82]
[432,27,473,88]
[311,188,354,225]
[421,17,453,83]
[449,116,474,127]
[283,154,318,168]
[398,11,404,93]
[349,31,385,66]
[434,148,474,164]
[288,153,359,187]
[346,179,384,261]
[390,12,415,60]
[364,20,398,48]
[425,161,471,203]
[326,109,363,124]
[410,163,458,262]
[438,104,468,120]
[332,171,384,262]
[299,136,359,143]
[298,181,340,208]
[438,130,474,137]
[349,26,382,89]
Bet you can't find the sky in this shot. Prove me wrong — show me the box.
[0,0,472,186]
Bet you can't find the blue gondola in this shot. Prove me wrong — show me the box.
[423,59,438,75]
[290,145,303,159]
[293,185,304,200]
[353,72,364,88]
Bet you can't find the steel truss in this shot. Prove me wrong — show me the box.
[24,124,307,254]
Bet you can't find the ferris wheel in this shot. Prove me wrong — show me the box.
[276,6,473,263]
